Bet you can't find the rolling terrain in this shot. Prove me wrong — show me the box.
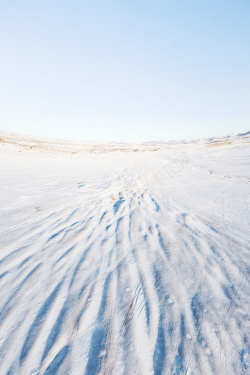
[0,132,249,375]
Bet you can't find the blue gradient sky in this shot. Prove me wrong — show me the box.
[0,1,249,142]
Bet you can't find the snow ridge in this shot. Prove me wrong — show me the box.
[0,134,249,374]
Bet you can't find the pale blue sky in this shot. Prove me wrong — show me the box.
[0,1,249,142]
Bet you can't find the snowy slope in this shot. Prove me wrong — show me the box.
[0,132,249,375]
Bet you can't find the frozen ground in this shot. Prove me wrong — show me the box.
[0,131,249,375]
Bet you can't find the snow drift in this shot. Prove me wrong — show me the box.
[0,132,249,374]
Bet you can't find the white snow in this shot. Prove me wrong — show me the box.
[0,131,249,375]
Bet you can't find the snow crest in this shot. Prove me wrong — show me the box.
[0,133,249,374]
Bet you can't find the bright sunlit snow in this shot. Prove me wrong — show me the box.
[0,132,249,374]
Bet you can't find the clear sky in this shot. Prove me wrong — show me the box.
[0,1,249,142]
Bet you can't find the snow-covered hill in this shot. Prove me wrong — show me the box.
[0,132,249,374]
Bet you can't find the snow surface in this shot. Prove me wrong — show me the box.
[0,132,249,375]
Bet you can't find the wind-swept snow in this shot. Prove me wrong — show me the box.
[0,132,249,375]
